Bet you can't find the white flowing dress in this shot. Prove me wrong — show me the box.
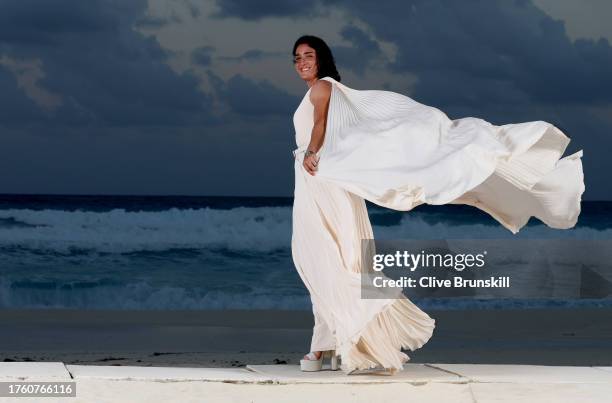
[290,76,585,373]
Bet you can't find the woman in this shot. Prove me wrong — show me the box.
[290,35,584,375]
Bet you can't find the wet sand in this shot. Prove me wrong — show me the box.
[2,308,611,368]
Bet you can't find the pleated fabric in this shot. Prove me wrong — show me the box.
[290,76,584,373]
[291,154,436,373]
[295,76,584,234]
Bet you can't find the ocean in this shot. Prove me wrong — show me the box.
[0,194,610,311]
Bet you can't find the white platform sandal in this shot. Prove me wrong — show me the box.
[300,350,339,371]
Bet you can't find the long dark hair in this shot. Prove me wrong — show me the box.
[292,35,341,82]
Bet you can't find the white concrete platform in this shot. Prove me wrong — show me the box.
[0,362,611,403]
[67,364,267,383]
[246,362,467,384]
[470,382,612,403]
[0,362,71,380]
[428,363,612,384]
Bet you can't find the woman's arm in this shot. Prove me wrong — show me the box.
[303,79,331,176]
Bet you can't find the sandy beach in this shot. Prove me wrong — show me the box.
[2,307,611,368]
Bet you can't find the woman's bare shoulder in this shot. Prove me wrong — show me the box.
[309,79,331,104]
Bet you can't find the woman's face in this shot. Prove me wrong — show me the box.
[294,43,318,81]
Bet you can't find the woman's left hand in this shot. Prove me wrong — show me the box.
[303,151,319,176]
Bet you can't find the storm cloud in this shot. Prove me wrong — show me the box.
[0,0,609,198]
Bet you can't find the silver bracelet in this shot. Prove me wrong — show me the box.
[305,150,316,158]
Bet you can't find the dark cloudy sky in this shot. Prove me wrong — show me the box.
[0,0,610,199]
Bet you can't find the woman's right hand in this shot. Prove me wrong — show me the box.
[303,150,319,176]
